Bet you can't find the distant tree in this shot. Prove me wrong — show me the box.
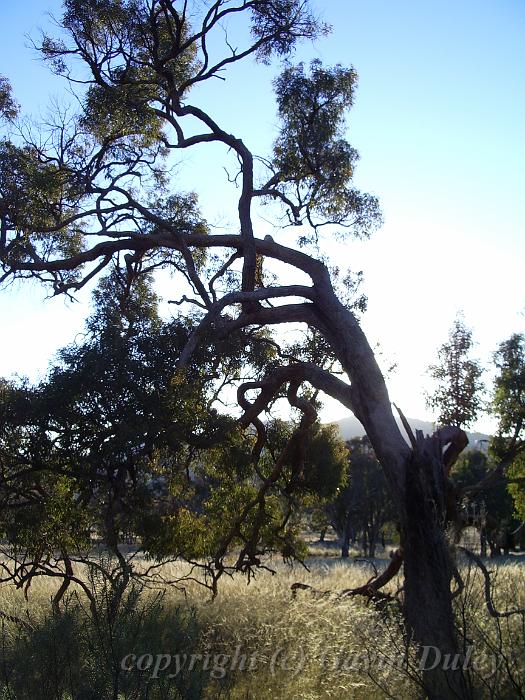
[331,438,396,558]
[439,331,525,556]
[427,325,525,556]
[492,334,525,448]
[451,450,516,556]
[264,418,348,551]
[426,316,484,428]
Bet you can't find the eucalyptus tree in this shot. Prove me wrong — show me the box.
[492,334,525,451]
[0,270,243,608]
[0,2,483,696]
[332,437,396,559]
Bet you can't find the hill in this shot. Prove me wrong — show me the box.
[329,415,490,450]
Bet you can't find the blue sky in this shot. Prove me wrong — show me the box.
[1,0,524,431]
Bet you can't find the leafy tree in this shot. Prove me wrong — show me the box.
[0,2,492,695]
[492,333,525,445]
[427,324,525,555]
[426,315,484,428]
[492,333,525,523]
[0,267,349,604]
[451,450,516,556]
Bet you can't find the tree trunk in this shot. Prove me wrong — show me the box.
[489,539,501,557]
[341,512,352,558]
[479,528,487,557]
[362,529,368,557]
[402,442,473,700]
[502,527,512,555]
[368,529,376,559]
[317,293,473,697]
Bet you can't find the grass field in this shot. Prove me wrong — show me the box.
[0,552,523,699]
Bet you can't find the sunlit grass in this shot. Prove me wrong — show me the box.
[0,555,523,698]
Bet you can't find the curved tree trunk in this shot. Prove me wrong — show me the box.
[187,253,476,698]
[313,292,473,698]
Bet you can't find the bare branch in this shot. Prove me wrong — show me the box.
[459,547,525,618]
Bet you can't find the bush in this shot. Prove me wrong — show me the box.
[0,581,205,699]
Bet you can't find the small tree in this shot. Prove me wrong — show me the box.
[451,450,516,556]
[426,315,484,428]
[492,333,525,444]
[428,324,525,555]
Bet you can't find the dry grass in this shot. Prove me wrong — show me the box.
[183,559,415,699]
[0,555,523,699]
